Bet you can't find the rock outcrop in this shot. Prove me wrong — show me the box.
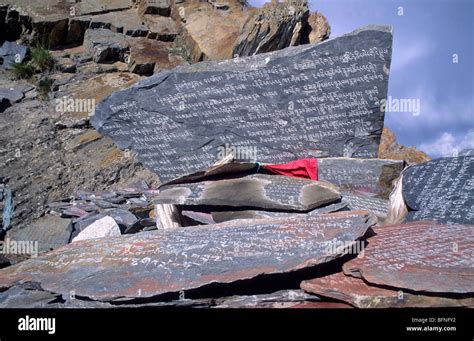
[305,12,330,44]
[232,0,310,57]
[379,127,431,164]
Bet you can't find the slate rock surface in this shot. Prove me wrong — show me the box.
[301,272,474,308]
[0,41,28,69]
[154,174,341,211]
[6,215,73,253]
[318,158,403,198]
[343,222,474,294]
[72,216,121,242]
[91,25,393,183]
[0,210,376,301]
[402,155,473,224]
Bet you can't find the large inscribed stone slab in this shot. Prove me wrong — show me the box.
[91,25,393,182]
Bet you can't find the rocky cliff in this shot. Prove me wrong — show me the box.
[379,127,431,164]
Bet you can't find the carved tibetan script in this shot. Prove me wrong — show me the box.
[92,25,393,182]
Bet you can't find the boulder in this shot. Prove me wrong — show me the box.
[72,216,121,242]
[83,29,130,63]
[232,0,310,57]
[91,25,393,183]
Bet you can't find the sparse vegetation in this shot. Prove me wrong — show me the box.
[10,45,54,80]
[169,36,192,64]
[10,62,35,79]
[38,77,54,100]
[30,46,54,71]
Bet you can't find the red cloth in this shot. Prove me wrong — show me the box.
[263,158,318,180]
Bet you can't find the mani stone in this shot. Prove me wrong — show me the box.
[6,215,73,253]
[402,155,473,225]
[91,25,393,183]
[318,158,404,199]
[181,201,348,225]
[341,191,389,224]
[72,216,121,242]
[301,272,474,308]
[343,221,474,294]
[0,211,376,301]
[153,174,341,211]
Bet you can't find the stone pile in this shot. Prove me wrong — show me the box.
[0,7,472,309]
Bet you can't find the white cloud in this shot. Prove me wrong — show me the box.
[391,39,433,71]
[419,129,474,158]
[386,88,473,145]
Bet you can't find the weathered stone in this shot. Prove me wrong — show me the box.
[84,29,130,63]
[0,88,24,112]
[138,0,170,17]
[104,208,138,232]
[318,158,404,199]
[301,272,474,308]
[379,127,431,164]
[1,0,133,46]
[123,217,155,234]
[6,215,73,253]
[92,25,393,183]
[60,206,90,218]
[175,0,251,62]
[341,191,389,224]
[71,213,107,239]
[154,174,340,211]
[127,38,183,76]
[0,41,28,69]
[54,57,76,73]
[76,8,177,40]
[343,222,474,294]
[402,155,473,224]
[212,289,322,309]
[182,201,348,225]
[72,216,121,242]
[0,210,375,301]
[232,0,310,57]
[305,12,330,44]
[0,286,60,308]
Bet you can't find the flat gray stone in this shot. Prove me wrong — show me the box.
[6,215,73,253]
[318,158,404,199]
[72,216,121,242]
[83,29,130,63]
[402,156,473,224]
[154,174,341,211]
[341,191,389,224]
[0,41,28,69]
[0,210,376,301]
[181,201,348,225]
[0,286,60,308]
[91,25,393,183]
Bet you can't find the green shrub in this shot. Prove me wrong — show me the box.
[38,77,54,100]
[169,36,192,64]
[30,46,54,71]
[10,62,35,79]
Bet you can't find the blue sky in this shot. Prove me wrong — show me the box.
[248,0,474,158]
